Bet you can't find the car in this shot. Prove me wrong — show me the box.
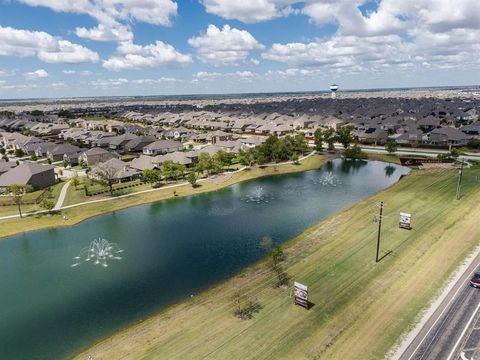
[469,272,480,288]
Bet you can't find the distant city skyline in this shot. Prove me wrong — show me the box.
[0,0,479,98]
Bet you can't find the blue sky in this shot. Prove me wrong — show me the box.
[0,0,479,98]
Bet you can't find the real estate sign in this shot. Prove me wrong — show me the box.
[294,281,309,309]
[399,212,412,230]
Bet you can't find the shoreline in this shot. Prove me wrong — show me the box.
[71,159,407,359]
[74,165,480,360]
[0,153,329,240]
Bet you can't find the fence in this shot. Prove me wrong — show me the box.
[84,180,145,196]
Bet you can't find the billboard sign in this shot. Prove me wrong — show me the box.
[400,158,453,166]
[399,212,412,230]
[294,282,309,309]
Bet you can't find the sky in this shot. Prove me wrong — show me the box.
[0,0,479,99]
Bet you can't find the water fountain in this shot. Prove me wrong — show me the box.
[314,172,342,186]
[71,238,123,268]
[244,186,271,204]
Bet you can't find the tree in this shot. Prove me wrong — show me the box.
[195,153,214,175]
[215,150,234,169]
[142,169,161,186]
[40,199,55,214]
[0,148,5,155]
[344,144,368,159]
[7,184,32,218]
[94,162,119,196]
[237,149,254,167]
[291,153,299,164]
[30,154,38,161]
[314,128,324,152]
[259,237,288,287]
[336,125,354,149]
[324,127,336,151]
[71,175,80,190]
[187,171,198,188]
[385,139,398,153]
[14,149,24,158]
[449,147,461,159]
[162,161,186,182]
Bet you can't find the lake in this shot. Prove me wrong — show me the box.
[0,159,409,359]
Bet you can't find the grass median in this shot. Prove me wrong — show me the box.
[75,165,480,360]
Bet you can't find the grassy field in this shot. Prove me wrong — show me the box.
[0,181,64,217]
[75,165,480,360]
[0,154,326,239]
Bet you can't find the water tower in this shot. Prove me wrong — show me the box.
[330,84,339,99]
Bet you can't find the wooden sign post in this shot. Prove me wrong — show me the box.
[294,282,309,310]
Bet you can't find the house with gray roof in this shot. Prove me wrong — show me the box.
[0,159,17,175]
[428,127,470,147]
[0,163,55,190]
[142,139,183,155]
[125,136,156,152]
[78,148,118,166]
[90,158,140,182]
[47,143,82,162]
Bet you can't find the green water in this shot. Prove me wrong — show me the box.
[0,159,409,359]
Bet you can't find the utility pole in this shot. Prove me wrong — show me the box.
[456,158,464,200]
[376,201,384,263]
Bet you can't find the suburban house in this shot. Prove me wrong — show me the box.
[0,163,55,190]
[90,158,140,183]
[428,127,470,147]
[78,148,118,166]
[142,139,183,155]
[152,151,197,168]
[129,155,158,171]
[0,159,17,175]
[47,143,82,162]
[125,136,156,152]
[206,130,233,144]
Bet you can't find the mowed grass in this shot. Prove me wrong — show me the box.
[75,166,480,360]
[0,154,326,239]
[0,181,65,217]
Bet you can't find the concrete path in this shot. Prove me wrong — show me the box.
[54,180,70,210]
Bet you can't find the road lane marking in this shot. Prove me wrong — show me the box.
[447,302,480,360]
[405,263,480,360]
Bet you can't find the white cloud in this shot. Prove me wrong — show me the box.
[188,24,264,66]
[89,77,129,87]
[63,70,92,76]
[261,0,480,74]
[103,40,192,71]
[75,23,133,42]
[0,26,99,63]
[201,0,295,23]
[24,69,49,80]
[0,69,14,76]
[192,70,258,82]
[131,77,180,84]
[19,0,178,42]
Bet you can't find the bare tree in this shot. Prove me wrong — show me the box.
[7,184,32,218]
[94,162,119,196]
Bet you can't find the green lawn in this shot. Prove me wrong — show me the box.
[0,181,64,217]
[75,165,480,360]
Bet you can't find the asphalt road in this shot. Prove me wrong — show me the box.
[399,254,480,360]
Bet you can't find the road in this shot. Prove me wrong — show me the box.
[348,144,480,161]
[398,252,480,360]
